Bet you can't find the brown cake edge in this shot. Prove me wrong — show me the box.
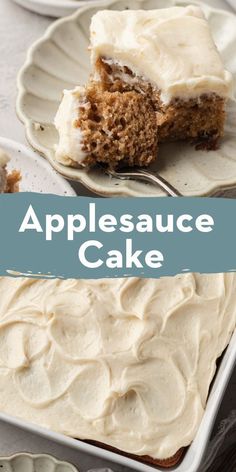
[84,439,185,468]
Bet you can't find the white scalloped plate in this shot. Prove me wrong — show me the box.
[12,0,101,18]
[17,0,236,197]
[0,453,78,472]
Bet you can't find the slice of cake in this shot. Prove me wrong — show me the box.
[90,6,232,149]
[55,84,158,168]
[0,149,21,193]
[54,6,232,168]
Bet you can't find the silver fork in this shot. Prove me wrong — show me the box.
[105,167,182,197]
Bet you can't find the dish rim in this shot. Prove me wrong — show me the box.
[12,0,102,18]
[0,452,79,471]
[16,0,236,197]
[14,0,98,6]
[0,329,235,472]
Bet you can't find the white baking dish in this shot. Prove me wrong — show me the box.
[0,330,235,472]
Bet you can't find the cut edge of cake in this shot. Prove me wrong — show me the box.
[55,83,158,168]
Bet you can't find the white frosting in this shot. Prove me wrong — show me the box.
[54,87,87,166]
[0,148,9,193]
[90,7,233,103]
[0,274,235,459]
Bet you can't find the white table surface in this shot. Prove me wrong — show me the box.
[0,0,236,471]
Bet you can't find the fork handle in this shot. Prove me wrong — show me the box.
[119,169,182,197]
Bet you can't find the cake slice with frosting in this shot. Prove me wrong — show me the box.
[90,6,232,149]
[55,84,158,168]
[54,6,233,168]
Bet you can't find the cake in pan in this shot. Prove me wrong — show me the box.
[55,6,232,168]
[0,274,235,467]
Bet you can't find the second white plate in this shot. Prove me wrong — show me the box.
[12,0,100,18]
[0,137,76,196]
[17,0,236,197]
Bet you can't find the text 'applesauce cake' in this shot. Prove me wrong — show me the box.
[0,148,21,193]
[0,274,235,467]
[54,6,233,168]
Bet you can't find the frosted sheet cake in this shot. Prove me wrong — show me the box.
[55,6,232,168]
[0,274,235,467]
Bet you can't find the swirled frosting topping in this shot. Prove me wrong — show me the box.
[90,7,233,103]
[0,274,235,459]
